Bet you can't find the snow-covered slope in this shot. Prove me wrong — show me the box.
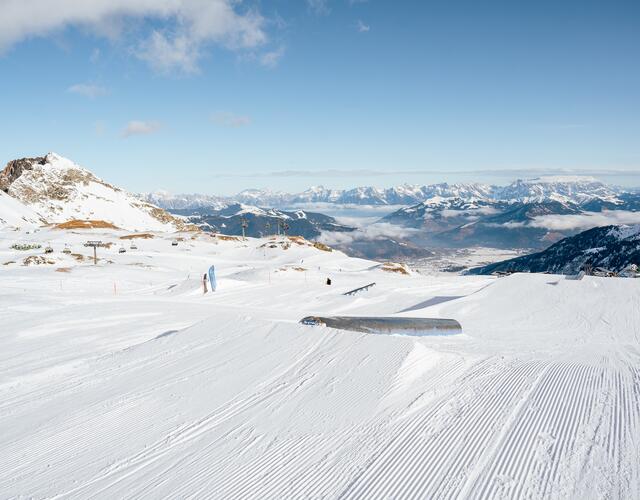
[0,190,44,228]
[0,153,186,231]
[0,226,638,498]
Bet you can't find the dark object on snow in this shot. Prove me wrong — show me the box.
[326,278,332,285]
[299,316,462,336]
[343,282,376,296]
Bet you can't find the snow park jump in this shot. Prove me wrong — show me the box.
[300,316,462,336]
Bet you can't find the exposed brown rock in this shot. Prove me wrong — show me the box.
[0,156,46,192]
[54,219,119,229]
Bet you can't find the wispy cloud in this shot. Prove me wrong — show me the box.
[0,0,269,74]
[122,120,162,138]
[136,33,201,75]
[356,20,370,32]
[211,112,251,128]
[307,0,330,15]
[217,167,640,179]
[67,83,108,98]
[528,211,640,231]
[319,223,419,246]
[260,45,285,68]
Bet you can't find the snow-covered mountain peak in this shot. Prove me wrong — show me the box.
[0,154,188,231]
[42,152,81,170]
[498,176,619,204]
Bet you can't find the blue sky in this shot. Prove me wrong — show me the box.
[0,0,639,194]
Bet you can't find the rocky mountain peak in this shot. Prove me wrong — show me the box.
[0,155,46,192]
[0,153,189,231]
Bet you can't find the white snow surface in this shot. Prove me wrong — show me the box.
[0,190,43,228]
[1,225,639,499]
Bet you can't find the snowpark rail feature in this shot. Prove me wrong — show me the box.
[343,282,376,296]
[300,316,462,336]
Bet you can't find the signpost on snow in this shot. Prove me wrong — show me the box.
[84,240,109,265]
[241,217,248,241]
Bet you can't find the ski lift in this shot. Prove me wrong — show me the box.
[62,244,71,254]
[118,246,126,254]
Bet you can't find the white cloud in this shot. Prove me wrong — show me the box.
[122,120,162,138]
[216,167,640,180]
[307,0,330,15]
[0,0,268,73]
[319,222,419,246]
[211,112,251,128]
[137,32,200,74]
[260,45,285,68]
[489,211,640,232]
[67,83,108,98]
[528,211,640,231]
[356,20,370,32]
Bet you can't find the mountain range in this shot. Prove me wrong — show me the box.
[379,183,640,250]
[140,174,640,252]
[140,176,624,209]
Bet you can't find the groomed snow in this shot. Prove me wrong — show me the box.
[1,226,638,498]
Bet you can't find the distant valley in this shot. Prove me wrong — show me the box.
[144,176,640,258]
